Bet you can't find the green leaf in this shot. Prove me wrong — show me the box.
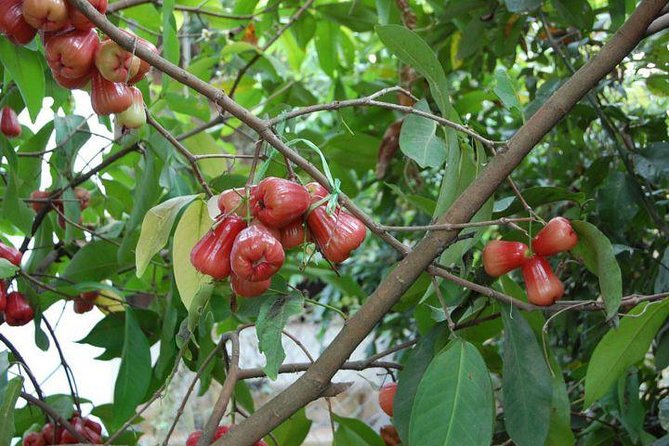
[553,0,594,31]
[377,25,455,119]
[493,68,523,118]
[315,21,338,76]
[0,258,18,280]
[135,194,197,277]
[399,99,447,169]
[256,294,304,380]
[545,357,575,446]
[161,0,180,86]
[502,306,553,446]
[52,116,90,175]
[113,308,152,427]
[2,161,34,233]
[0,37,45,120]
[504,0,541,13]
[571,221,623,320]
[272,408,313,446]
[584,300,669,408]
[0,377,22,446]
[78,314,125,360]
[318,2,378,32]
[409,339,493,446]
[333,415,385,446]
[493,186,586,218]
[172,199,212,310]
[63,240,119,282]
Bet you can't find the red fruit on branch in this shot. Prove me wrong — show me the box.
[231,274,271,298]
[230,225,285,282]
[0,0,37,45]
[75,187,90,210]
[305,182,328,201]
[307,206,366,263]
[250,219,281,240]
[45,28,98,80]
[67,0,107,30]
[74,291,97,314]
[190,216,246,280]
[5,292,34,326]
[116,87,146,128]
[532,217,578,256]
[1,107,21,138]
[30,190,52,212]
[52,70,91,90]
[378,382,397,416]
[94,38,141,83]
[23,432,46,446]
[218,187,253,216]
[91,72,133,115]
[522,256,564,306]
[127,37,158,84]
[0,241,22,266]
[380,425,401,446]
[0,281,7,312]
[482,240,530,277]
[280,219,307,249]
[250,177,310,228]
[60,416,101,444]
[22,0,69,31]
[186,426,267,446]
[41,423,63,444]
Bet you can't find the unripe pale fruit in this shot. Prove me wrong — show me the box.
[280,219,307,249]
[378,382,397,416]
[190,216,247,280]
[230,225,285,282]
[22,432,46,446]
[45,28,98,80]
[522,256,564,306]
[116,87,146,128]
[0,0,38,45]
[231,274,271,298]
[1,107,21,138]
[127,37,158,84]
[532,217,578,256]
[217,187,254,216]
[307,206,366,263]
[482,240,530,277]
[0,241,22,266]
[94,38,141,83]
[22,0,69,31]
[91,71,133,115]
[5,292,34,326]
[250,177,310,228]
[67,0,107,30]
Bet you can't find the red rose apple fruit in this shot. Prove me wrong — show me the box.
[522,256,565,306]
[250,177,310,228]
[22,0,69,31]
[5,292,34,326]
[94,38,141,83]
[532,217,578,256]
[0,0,37,45]
[1,107,21,138]
[0,241,22,266]
[280,219,307,249]
[481,240,530,277]
[307,206,366,263]
[67,0,107,30]
[116,87,145,128]
[23,432,46,446]
[378,382,397,417]
[231,274,271,298]
[217,187,254,216]
[0,281,7,312]
[45,28,98,80]
[190,216,246,280]
[91,72,133,115]
[230,225,285,282]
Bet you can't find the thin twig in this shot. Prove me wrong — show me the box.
[20,392,88,443]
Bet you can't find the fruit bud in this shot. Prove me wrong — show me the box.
[5,292,34,326]
[190,216,247,280]
[280,219,307,249]
[521,256,565,306]
[67,0,108,30]
[378,382,397,416]
[482,240,530,277]
[1,107,21,138]
[250,177,311,228]
[91,71,133,115]
[532,217,578,256]
[22,0,69,31]
[94,38,141,83]
[0,0,38,45]
[231,274,271,298]
[307,206,366,263]
[45,28,98,80]
[230,225,285,282]
[116,87,146,129]
[0,241,22,266]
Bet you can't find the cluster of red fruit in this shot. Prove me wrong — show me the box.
[482,217,578,305]
[191,177,366,297]
[186,425,267,446]
[1,107,21,138]
[0,242,35,326]
[30,187,91,229]
[0,0,157,128]
[23,415,102,446]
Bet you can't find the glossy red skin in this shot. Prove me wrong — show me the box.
[231,274,271,298]
[378,382,397,416]
[522,256,564,306]
[250,219,281,240]
[482,240,529,277]
[305,182,328,201]
[532,217,578,256]
[1,107,21,138]
[280,219,307,249]
[52,70,91,89]
[94,38,140,83]
[91,72,133,115]
[23,432,46,446]
[74,290,97,313]
[307,206,366,264]
[186,426,267,446]
[5,292,34,326]
[45,28,98,80]
[250,177,310,228]
[41,423,63,444]
[230,225,285,282]
[0,241,22,266]
[0,0,38,45]
[116,86,145,128]
[217,187,254,216]
[67,0,108,30]
[190,216,247,280]
[0,281,7,312]
[22,0,69,31]
[60,416,102,444]
[127,37,158,84]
